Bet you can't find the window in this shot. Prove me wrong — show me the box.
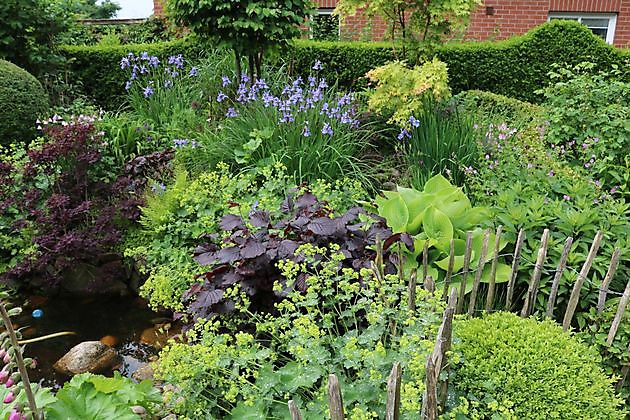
[311,9,340,41]
[548,13,617,44]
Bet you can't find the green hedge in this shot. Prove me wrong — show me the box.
[285,20,629,103]
[59,38,208,110]
[0,59,49,145]
[60,20,629,109]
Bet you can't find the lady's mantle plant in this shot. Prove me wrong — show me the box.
[158,244,444,418]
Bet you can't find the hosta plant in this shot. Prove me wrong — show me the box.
[374,174,510,293]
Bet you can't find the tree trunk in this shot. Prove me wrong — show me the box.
[234,49,242,84]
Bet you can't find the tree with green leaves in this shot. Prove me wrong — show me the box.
[335,0,482,53]
[167,0,313,80]
[70,0,121,19]
[0,0,73,75]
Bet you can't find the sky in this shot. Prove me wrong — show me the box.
[111,0,153,19]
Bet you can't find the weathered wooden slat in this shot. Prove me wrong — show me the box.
[615,343,630,392]
[597,248,621,315]
[545,236,573,319]
[468,230,490,316]
[422,241,429,283]
[421,356,438,420]
[456,232,474,314]
[386,362,402,420]
[408,269,417,312]
[521,229,550,318]
[443,239,455,300]
[506,229,525,310]
[606,278,630,345]
[425,275,435,294]
[562,231,603,331]
[485,226,503,313]
[328,374,344,420]
[288,400,303,420]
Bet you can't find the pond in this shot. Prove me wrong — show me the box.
[14,295,172,388]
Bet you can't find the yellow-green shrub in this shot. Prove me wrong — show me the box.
[448,312,626,419]
[365,58,450,125]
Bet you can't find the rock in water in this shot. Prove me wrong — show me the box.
[53,341,120,375]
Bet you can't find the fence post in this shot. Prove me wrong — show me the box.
[521,229,550,318]
[506,229,525,310]
[606,278,630,345]
[456,232,473,314]
[485,226,503,313]
[422,241,429,283]
[443,239,455,300]
[408,269,417,312]
[545,236,573,319]
[425,275,435,294]
[288,400,303,420]
[596,248,621,315]
[386,362,402,420]
[562,231,603,331]
[422,289,457,418]
[615,343,630,392]
[468,230,490,316]
[328,374,344,420]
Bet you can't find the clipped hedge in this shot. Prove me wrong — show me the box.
[59,38,208,110]
[450,312,626,419]
[285,20,629,102]
[452,89,543,127]
[60,20,629,109]
[0,59,49,145]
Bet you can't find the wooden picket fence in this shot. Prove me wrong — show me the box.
[285,228,629,419]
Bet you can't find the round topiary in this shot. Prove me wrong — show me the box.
[0,59,49,145]
[448,312,625,419]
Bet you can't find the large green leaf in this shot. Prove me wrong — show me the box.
[376,193,409,233]
[423,174,454,194]
[46,382,137,420]
[422,206,454,250]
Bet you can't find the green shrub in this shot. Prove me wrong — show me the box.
[365,59,451,125]
[448,312,626,419]
[0,60,49,144]
[452,89,543,129]
[58,38,209,109]
[539,62,630,196]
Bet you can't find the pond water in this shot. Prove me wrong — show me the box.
[14,295,167,389]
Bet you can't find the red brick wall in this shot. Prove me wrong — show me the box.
[466,0,630,47]
[154,0,630,47]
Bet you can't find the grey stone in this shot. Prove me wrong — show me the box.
[53,341,120,375]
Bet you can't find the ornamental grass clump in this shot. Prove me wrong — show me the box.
[120,51,203,128]
[183,63,375,186]
[448,312,626,419]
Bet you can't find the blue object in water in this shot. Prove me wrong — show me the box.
[32,309,43,318]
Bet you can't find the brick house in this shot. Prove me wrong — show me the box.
[153,0,630,47]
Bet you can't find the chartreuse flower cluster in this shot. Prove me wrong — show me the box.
[156,244,445,419]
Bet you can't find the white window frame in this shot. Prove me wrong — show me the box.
[310,8,341,40]
[548,12,617,44]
